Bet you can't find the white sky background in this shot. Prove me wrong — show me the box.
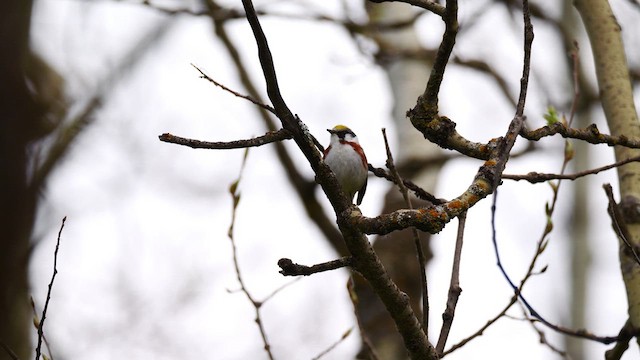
[27,0,640,359]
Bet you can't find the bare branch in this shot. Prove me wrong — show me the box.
[311,328,353,360]
[30,298,54,360]
[436,211,466,355]
[277,257,353,276]
[521,122,640,148]
[514,0,534,118]
[517,306,569,358]
[381,128,430,332]
[483,0,624,347]
[227,149,274,360]
[240,0,438,357]
[158,129,292,150]
[368,164,447,204]
[35,216,66,360]
[261,278,302,304]
[503,156,640,183]
[421,0,458,116]
[191,63,275,113]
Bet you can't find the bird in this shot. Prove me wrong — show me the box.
[323,125,368,205]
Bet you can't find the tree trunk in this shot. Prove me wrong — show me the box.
[0,1,40,359]
[574,0,640,347]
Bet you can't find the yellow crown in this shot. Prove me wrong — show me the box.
[331,124,351,131]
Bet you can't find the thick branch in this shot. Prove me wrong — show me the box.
[240,1,437,357]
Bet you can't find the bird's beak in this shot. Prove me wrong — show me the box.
[327,128,334,134]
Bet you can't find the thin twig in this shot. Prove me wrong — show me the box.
[442,297,514,356]
[261,278,303,304]
[191,63,276,113]
[368,164,446,204]
[503,156,640,183]
[436,211,466,355]
[381,128,430,332]
[30,298,54,360]
[517,303,569,358]
[158,129,292,150]
[227,149,275,360]
[311,328,353,360]
[35,216,66,360]
[487,0,625,341]
[277,257,353,276]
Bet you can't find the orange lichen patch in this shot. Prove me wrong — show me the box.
[484,159,497,167]
[446,199,464,211]
[478,143,493,155]
[465,193,480,204]
[422,207,446,221]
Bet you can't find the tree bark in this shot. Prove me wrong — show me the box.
[574,0,640,344]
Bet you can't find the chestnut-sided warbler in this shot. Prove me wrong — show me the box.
[323,125,368,205]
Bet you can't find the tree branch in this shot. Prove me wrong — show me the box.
[278,257,353,276]
[521,122,640,148]
[191,63,275,113]
[227,149,274,360]
[382,128,430,332]
[158,130,292,150]
[369,164,447,204]
[239,1,437,357]
[35,216,66,360]
[436,211,466,355]
[503,156,640,183]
